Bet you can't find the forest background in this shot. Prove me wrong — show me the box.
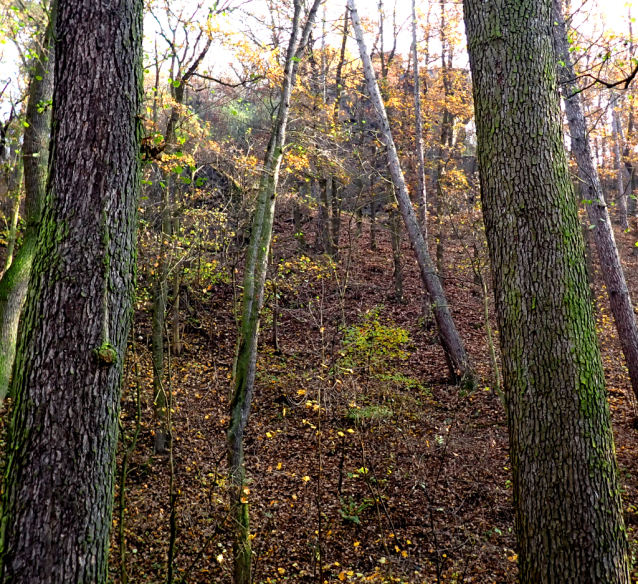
[1,0,638,582]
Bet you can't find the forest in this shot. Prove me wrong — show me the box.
[0,0,637,582]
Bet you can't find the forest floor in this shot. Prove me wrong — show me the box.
[4,205,638,583]
[107,206,638,584]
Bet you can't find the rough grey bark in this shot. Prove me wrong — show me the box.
[553,0,638,403]
[227,2,323,582]
[0,0,142,581]
[0,0,56,405]
[464,0,630,581]
[349,0,473,382]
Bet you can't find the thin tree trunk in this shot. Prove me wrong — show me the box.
[152,179,171,454]
[320,177,333,255]
[227,2,322,582]
[293,198,305,249]
[388,186,403,302]
[171,206,182,357]
[612,97,629,230]
[3,161,23,275]
[370,177,378,251]
[331,178,342,259]
[553,0,638,403]
[0,1,56,406]
[465,0,630,580]
[411,0,428,232]
[151,37,212,426]
[0,0,142,581]
[349,0,473,383]
[435,0,453,276]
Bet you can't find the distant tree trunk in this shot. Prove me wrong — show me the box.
[465,0,630,581]
[412,0,428,232]
[227,2,322,582]
[370,178,378,251]
[320,177,333,256]
[330,178,342,259]
[293,198,305,249]
[612,98,629,230]
[0,1,55,406]
[625,14,637,223]
[435,0,453,276]
[152,179,171,454]
[151,38,212,421]
[0,1,142,582]
[553,0,638,403]
[349,0,473,383]
[388,187,403,302]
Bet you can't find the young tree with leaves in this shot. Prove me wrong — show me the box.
[227,1,322,582]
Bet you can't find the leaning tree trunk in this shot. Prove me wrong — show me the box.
[0,0,142,582]
[227,2,322,582]
[553,0,638,405]
[464,0,630,581]
[0,0,56,406]
[348,0,473,383]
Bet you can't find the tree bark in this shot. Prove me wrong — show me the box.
[0,0,56,406]
[349,0,473,382]
[464,0,630,581]
[553,0,638,403]
[0,0,142,582]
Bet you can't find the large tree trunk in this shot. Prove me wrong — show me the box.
[348,0,473,383]
[227,2,322,582]
[0,0,56,405]
[0,0,142,582]
[553,0,638,404]
[464,0,630,581]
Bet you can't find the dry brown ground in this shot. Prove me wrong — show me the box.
[102,212,638,584]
